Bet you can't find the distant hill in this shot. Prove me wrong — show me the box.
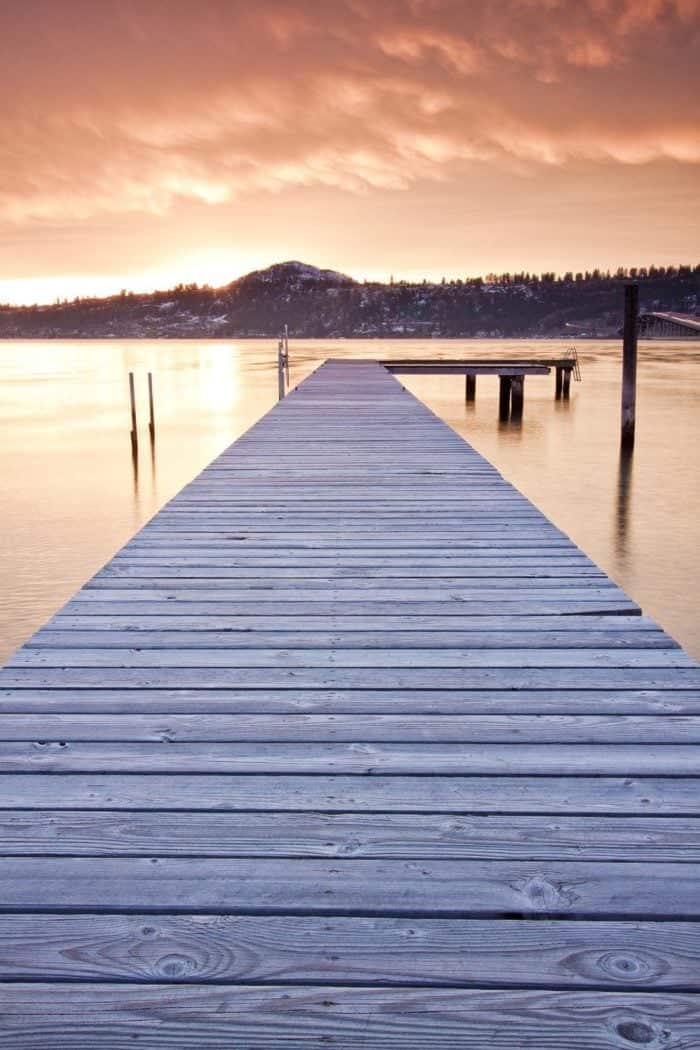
[1,260,697,339]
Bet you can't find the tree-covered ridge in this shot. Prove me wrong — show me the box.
[1,260,698,339]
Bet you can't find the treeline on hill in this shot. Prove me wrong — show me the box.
[1,261,698,339]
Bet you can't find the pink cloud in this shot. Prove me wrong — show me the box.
[0,0,697,223]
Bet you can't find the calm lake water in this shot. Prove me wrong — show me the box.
[1,338,699,661]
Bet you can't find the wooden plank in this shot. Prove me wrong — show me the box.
[0,774,696,814]
[1,713,698,743]
[39,613,665,635]
[0,856,696,915]
[3,687,699,715]
[2,810,699,860]
[0,984,698,1048]
[0,856,698,917]
[0,740,697,775]
[98,564,607,580]
[53,598,642,616]
[29,628,676,650]
[79,582,626,595]
[0,915,698,989]
[3,667,696,689]
[11,647,692,669]
[109,552,595,564]
[130,534,573,547]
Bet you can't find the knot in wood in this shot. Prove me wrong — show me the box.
[598,949,666,983]
[512,875,579,911]
[615,1020,657,1045]
[155,953,199,979]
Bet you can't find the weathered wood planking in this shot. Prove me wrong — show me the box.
[0,915,698,989]
[2,985,700,1049]
[1,856,699,917]
[1,358,699,1047]
[2,810,700,860]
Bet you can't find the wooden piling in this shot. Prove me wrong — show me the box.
[562,368,571,400]
[128,371,137,444]
[147,372,155,438]
[555,367,563,400]
[621,282,639,450]
[278,339,286,401]
[465,374,476,402]
[498,375,511,421]
[511,375,524,419]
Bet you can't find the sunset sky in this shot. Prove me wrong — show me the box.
[1,0,698,304]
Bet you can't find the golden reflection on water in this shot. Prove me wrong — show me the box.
[0,338,699,661]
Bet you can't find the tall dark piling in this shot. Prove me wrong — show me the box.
[511,375,524,420]
[498,375,511,421]
[621,283,639,450]
[147,372,155,439]
[128,371,138,451]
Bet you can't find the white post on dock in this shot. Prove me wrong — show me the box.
[621,283,638,451]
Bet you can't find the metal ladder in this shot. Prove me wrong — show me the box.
[566,345,582,381]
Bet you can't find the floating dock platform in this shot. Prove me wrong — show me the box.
[1,359,699,1046]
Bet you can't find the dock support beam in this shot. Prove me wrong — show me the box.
[511,375,524,420]
[465,374,476,402]
[562,368,571,400]
[555,368,563,400]
[621,282,638,451]
[498,375,512,421]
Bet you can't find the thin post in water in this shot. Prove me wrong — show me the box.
[465,374,476,402]
[128,371,138,446]
[621,282,639,450]
[147,372,155,439]
[277,338,286,401]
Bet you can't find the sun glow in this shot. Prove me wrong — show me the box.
[0,251,273,307]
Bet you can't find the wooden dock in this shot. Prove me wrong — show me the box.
[1,358,700,1046]
[382,355,578,415]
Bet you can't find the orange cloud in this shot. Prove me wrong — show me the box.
[0,0,697,227]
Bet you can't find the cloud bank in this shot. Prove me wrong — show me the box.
[1,0,698,224]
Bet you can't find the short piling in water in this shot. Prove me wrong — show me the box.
[562,368,571,400]
[555,368,563,400]
[465,374,476,402]
[621,283,638,451]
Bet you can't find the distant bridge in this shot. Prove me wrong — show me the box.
[639,311,700,338]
